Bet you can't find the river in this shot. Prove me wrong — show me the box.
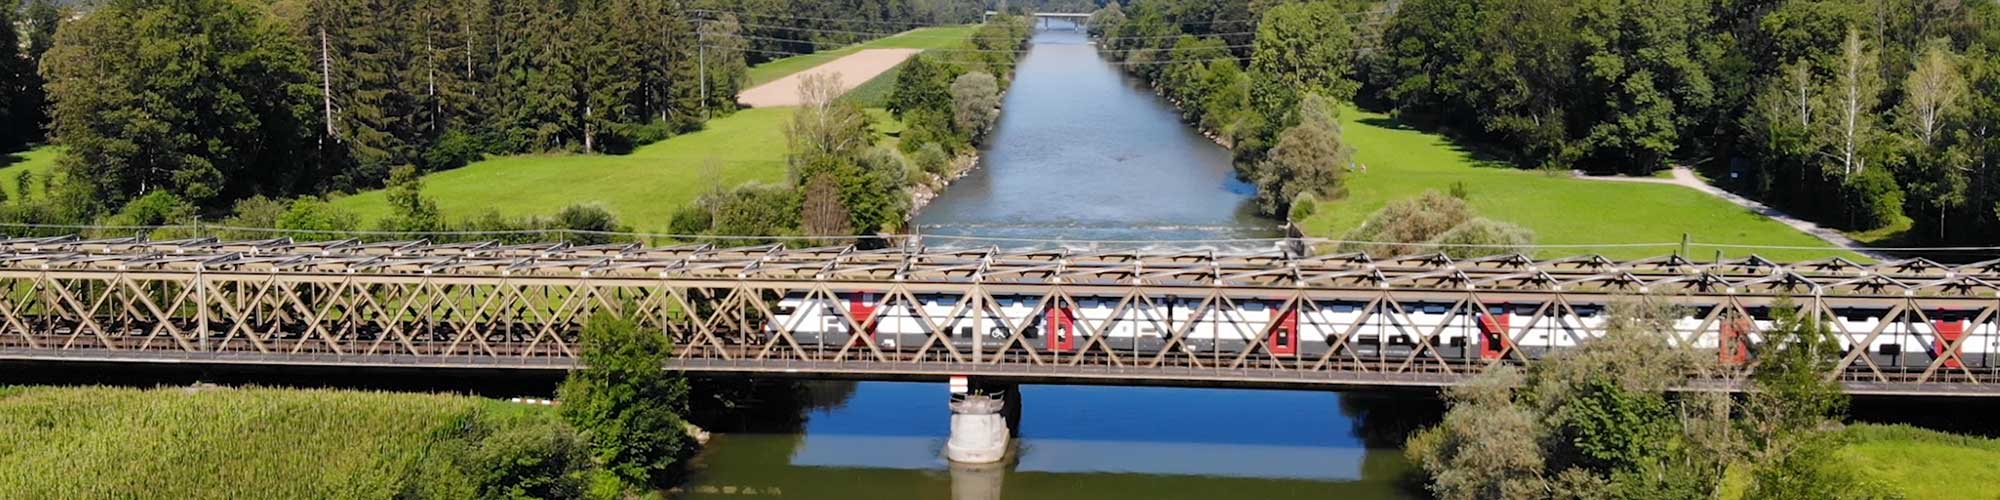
[677,24,1432,500]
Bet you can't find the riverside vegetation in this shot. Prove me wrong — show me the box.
[0,312,695,499]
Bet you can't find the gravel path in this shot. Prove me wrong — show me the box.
[1574,167,1888,259]
[737,49,922,108]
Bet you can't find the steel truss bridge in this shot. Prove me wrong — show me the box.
[4,235,2000,397]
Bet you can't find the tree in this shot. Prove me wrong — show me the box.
[1249,94,1351,216]
[558,312,695,488]
[802,173,853,239]
[1571,0,1716,174]
[785,73,869,173]
[949,72,1002,140]
[1408,299,1726,500]
[42,0,319,209]
[377,165,444,234]
[1339,190,1476,256]
[887,54,952,118]
[1901,42,1967,148]
[1821,28,1882,179]
[1251,1,1359,102]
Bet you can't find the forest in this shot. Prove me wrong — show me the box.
[1095,0,2000,246]
[0,0,982,234]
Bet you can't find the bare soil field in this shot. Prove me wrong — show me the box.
[736,48,921,107]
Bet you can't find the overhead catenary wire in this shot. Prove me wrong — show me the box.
[0,222,1982,255]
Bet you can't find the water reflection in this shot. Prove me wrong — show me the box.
[681,382,1427,500]
[680,20,1429,500]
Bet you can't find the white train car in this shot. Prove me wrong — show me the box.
[762,292,2000,371]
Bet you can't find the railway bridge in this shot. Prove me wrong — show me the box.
[0,233,1996,396]
[10,234,2000,460]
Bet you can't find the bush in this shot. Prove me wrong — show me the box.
[422,129,487,171]
[1428,218,1535,258]
[471,413,590,500]
[552,204,624,245]
[558,313,696,489]
[1845,167,1904,231]
[277,197,361,239]
[1339,190,1475,256]
[1287,192,1318,220]
[708,184,800,241]
[911,142,951,179]
[667,203,713,236]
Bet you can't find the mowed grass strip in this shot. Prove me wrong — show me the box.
[1831,424,2000,499]
[0,146,61,200]
[0,385,544,498]
[744,25,976,87]
[333,107,793,228]
[1297,108,1858,261]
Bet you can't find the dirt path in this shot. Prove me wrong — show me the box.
[1574,167,1888,259]
[737,49,922,108]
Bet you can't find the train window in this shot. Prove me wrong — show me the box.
[1879,344,1901,356]
[1390,335,1411,345]
[1358,336,1380,345]
[1421,304,1446,314]
[959,326,973,338]
[1141,326,1158,336]
[777,305,797,315]
[1449,337,1465,347]
[1024,326,1041,338]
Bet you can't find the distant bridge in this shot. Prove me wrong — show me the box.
[3,235,2000,397]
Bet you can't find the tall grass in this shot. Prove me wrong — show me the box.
[0,386,581,499]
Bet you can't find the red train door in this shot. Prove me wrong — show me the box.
[1046,306,1076,352]
[1935,319,1966,369]
[1268,305,1299,356]
[1720,318,1750,366]
[848,292,878,340]
[1479,310,1510,360]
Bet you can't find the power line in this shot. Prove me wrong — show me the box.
[0,222,1961,254]
[690,9,969,29]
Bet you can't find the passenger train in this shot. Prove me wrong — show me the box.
[766,292,1995,369]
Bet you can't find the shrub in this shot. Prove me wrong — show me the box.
[1845,167,1904,231]
[667,203,713,236]
[422,129,487,171]
[1287,192,1318,220]
[276,197,361,239]
[911,142,952,178]
[471,414,590,500]
[1339,190,1475,256]
[552,204,624,245]
[1428,218,1534,258]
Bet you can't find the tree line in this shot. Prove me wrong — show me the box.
[1096,0,2000,247]
[0,0,983,234]
[666,16,1032,243]
[1091,0,1371,217]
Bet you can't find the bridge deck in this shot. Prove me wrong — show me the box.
[1,234,1999,396]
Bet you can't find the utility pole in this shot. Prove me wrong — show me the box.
[698,26,708,121]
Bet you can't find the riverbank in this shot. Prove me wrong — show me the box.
[0,385,615,498]
[330,25,986,232]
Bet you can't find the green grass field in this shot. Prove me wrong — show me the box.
[1832,424,2000,499]
[1297,108,1857,261]
[333,26,981,230]
[0,385,570,498]
[333,107,793,227]
[0,146,61,200]
[744,25,976,87]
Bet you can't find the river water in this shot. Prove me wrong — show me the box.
[678,25,1430,500]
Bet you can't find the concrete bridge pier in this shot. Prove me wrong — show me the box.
[946,380,1019,463]
[949,459,1006,500]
